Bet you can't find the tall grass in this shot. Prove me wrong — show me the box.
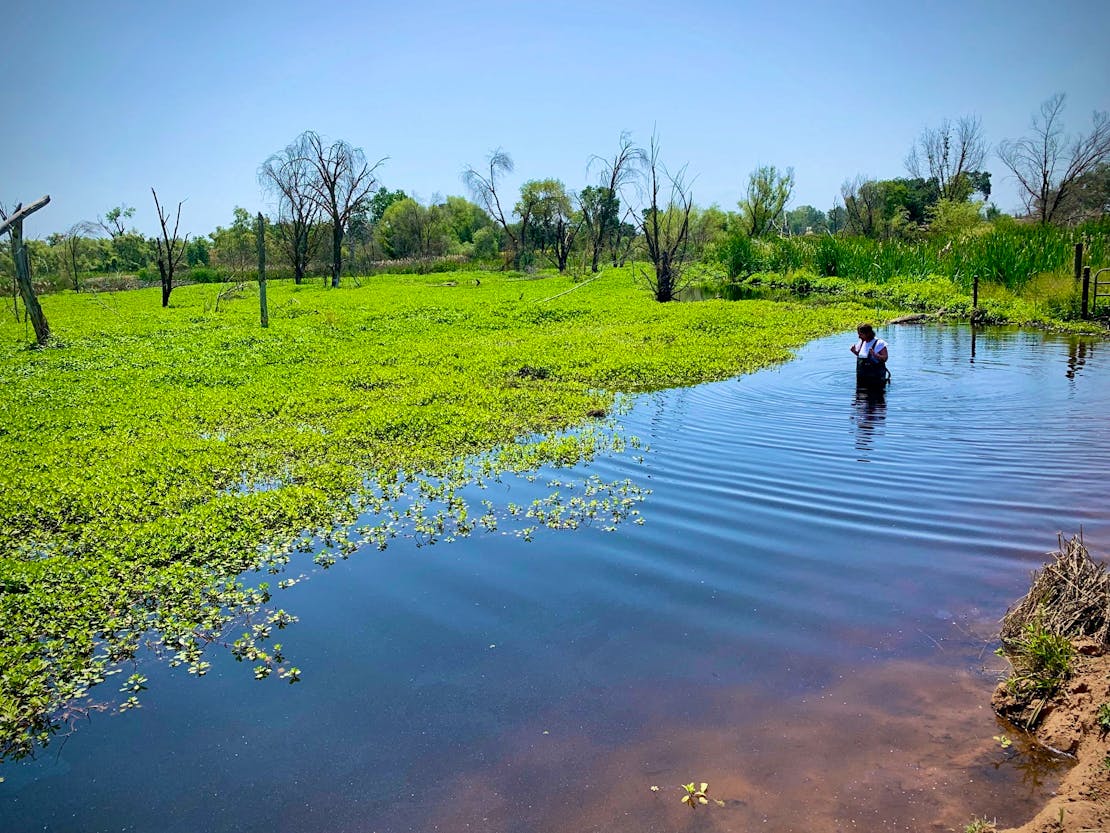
[718,217,1109,291]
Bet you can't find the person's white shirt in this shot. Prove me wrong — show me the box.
[858,337,887,359]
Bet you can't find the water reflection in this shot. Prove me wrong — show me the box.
[1066,339,1093,380]
[851,384,887,460]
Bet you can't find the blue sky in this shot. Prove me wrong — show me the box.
[4,0,1109,238]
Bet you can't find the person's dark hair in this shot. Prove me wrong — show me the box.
[857,323,875,338]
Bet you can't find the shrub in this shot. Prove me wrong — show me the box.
[187,267,224,284]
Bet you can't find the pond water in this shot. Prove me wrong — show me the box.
[3,324,1109,833]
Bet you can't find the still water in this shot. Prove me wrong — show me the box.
[3,324,1108,833]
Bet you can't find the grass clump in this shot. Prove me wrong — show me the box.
[999,618,1075,701]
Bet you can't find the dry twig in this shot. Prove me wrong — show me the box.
[1001,533,1110,646]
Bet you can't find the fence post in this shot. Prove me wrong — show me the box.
[256,212,268,328]
[1074,242,1084,284]
[1081,266,1091,319]
[972,273,979,312]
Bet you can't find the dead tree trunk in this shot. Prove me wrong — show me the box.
[0,196,52,346]
[152,188,187,308]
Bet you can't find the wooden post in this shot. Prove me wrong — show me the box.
[256,212,268,328]
[1,196,52,347]
[972,273,979,312]
[10,219,51,346]
[1081,266,1091,319]
[1074,242,1083,284]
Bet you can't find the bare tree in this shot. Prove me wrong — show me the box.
[463,149,521,267]
[906,116,987,201]
[151,188,188,307]
[999,94,1110,224]
[740,165,795,237]
[63,221,100,291]
[259,135,323,285]
[298,131,386,287]
[580,132,644,272]
[636,135,693,302]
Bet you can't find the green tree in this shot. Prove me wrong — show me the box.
[210,208,256,273]
[470,226,501,259]
[687,205,730,258]
[785,205,826,235]
[109,232,152,272]
[740,165,794,237]
[369,187,407,224]
[376,198,451,259]
[442,196,490,244]
[185,238,210,267]
[519,179,578,271]
[99,204,135,238]
[928,198,985,237]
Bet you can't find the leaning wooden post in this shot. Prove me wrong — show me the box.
[1081,266,1091,319]
[972,273,979,313]
[1073,242,1083,284]
[0,196,52,346]
[256,212,268,328]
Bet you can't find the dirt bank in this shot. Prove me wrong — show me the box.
[996,647,1110,833]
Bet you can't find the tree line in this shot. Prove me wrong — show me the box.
[4,93,1109,306]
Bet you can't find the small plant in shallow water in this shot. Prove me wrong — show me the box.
[681,782,710,807]
[991,734,1012,749]
[963,817,997,833]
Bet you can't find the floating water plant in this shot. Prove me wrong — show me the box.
[680,782,710,807]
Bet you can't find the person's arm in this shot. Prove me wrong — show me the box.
[850,341,860,355]
[874,345,888,363]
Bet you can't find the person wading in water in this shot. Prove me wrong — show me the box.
[850,323,889,387]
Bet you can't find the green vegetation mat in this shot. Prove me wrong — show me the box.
[0,268,877,760]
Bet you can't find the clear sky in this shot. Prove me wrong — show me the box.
[4,0,1109,238]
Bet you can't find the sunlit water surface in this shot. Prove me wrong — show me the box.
[3,325,1108,833]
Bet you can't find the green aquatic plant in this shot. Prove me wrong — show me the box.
[999,618,1074,701]
[680,782,709,807]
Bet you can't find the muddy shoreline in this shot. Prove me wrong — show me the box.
[997,649,1110,833]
